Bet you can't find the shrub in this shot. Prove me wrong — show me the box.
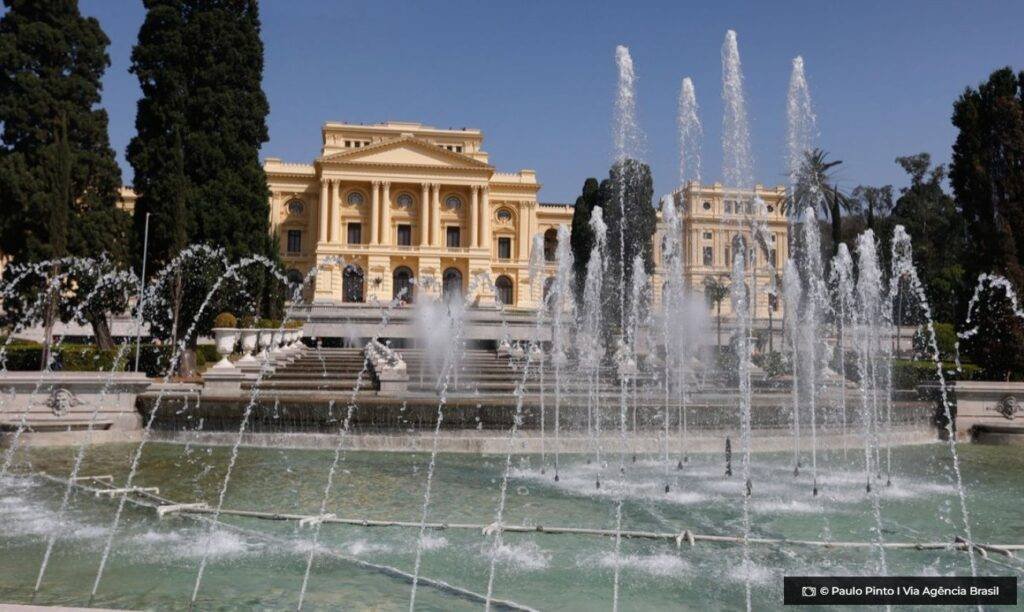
[196,344,220,364]
[257,318,276,329]
[1,343,128,372]
[238,315,257,328]
[890,359,981,390]
[753,351,789,377]
[912,322,957,360]
[213,312,237,328]
[285,319,304,329]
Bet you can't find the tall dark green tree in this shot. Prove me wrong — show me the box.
[0,0,126,358]
[889,153,964,324]
[602,158,656,330]
[951,67,1024,291]
[569,177,603,303]
[128,0,278,359]
[951,67,1024,377]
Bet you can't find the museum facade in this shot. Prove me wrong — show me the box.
[264,121,570,308]
[115,120,789,317]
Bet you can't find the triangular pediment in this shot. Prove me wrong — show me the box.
[320,136,491,170]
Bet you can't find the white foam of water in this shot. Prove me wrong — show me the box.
[484,541,550,571]
[584,552,690,578]
[752,499,821,514]
[343,538,392,556]
[418,533,448,551]
[134,529,254,559]
[727,559,774,586]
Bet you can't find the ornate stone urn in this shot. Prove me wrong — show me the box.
[211,328,239,369]
[237,328,259,364]
[256,329,273,359]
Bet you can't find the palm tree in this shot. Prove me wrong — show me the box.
[783,148,853,255]
[703,275,730,348]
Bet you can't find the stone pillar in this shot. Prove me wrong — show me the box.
[319,179,329,243]
[470,186,479,248]
[330,180,341,244]
[431,183,442,247]
[380,181,391,245]
[419,182,430,246]
[480,187,491,256]
[518,201,530,259]
[370,180,380,245]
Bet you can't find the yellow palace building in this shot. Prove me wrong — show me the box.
[264,121,571,309]
[118,119,789,319]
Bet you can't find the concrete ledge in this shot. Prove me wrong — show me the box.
[146,427,939,454]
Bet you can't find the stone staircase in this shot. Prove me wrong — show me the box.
[253,348,369,394]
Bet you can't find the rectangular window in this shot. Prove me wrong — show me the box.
[286,229,301,254]
[498,237,512,259]
[724,201,733,214]
[703,246,713,266]
[724,246,731,265]
[446,226,461,248]
[703,231,713,240]
[347,223,362,245]
[397,224,412,246]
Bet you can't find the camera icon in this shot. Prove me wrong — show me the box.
[801,586,817,598]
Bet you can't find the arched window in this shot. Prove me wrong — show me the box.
[286,268,304,291]
[442,268,463,302]
[495,275,514,306]
[286,199,304,215]
[543,228,558,262]
[343,264,364,303]
[393,266,414,303]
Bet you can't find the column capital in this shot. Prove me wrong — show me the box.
[371,179,382,188]
[381,180,391,188]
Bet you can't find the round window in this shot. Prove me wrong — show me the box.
[497,209,512,222]
[445,195,462,210]
[767,205,775,213]
[347,191,364,206]
[702,201,711,211]
[396,193,413,209]
[286,199,304,214]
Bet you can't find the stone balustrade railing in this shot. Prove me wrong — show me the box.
[364,339,408,395]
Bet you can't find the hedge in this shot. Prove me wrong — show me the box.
[0,342,220,376]
[891,359,981,390]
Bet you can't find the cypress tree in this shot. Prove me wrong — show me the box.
[0,0,126,358]
[950,67,1024,290]
[129,0,278,335]
[570,177,602,303]
[951,67,1024,378]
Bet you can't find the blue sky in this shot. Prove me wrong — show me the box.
[80,0,1023,203]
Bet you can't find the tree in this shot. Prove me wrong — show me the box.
[570,177,602,303]
[950,67,1024,377]
[951,67,1024,292]
[0,0,126,364]
[785,148,853,257]
[602,158,656,330]
[128,0,279,364]
[850,184,893,232]
[890,153,965,324]
[703,275,730,348]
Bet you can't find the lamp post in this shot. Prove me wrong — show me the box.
[133,212,151,372]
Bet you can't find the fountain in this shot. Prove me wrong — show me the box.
[0,29,1020,612]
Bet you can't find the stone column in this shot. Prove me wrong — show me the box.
[370,180,380,245]
[319,179,329,243]
[518,201,530,259]
[470,186,479,248]
[380,181,391,245]
[419,182,430,246]
[480,187,491,256]
[431,183,442,247]
[330,180,341,244]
